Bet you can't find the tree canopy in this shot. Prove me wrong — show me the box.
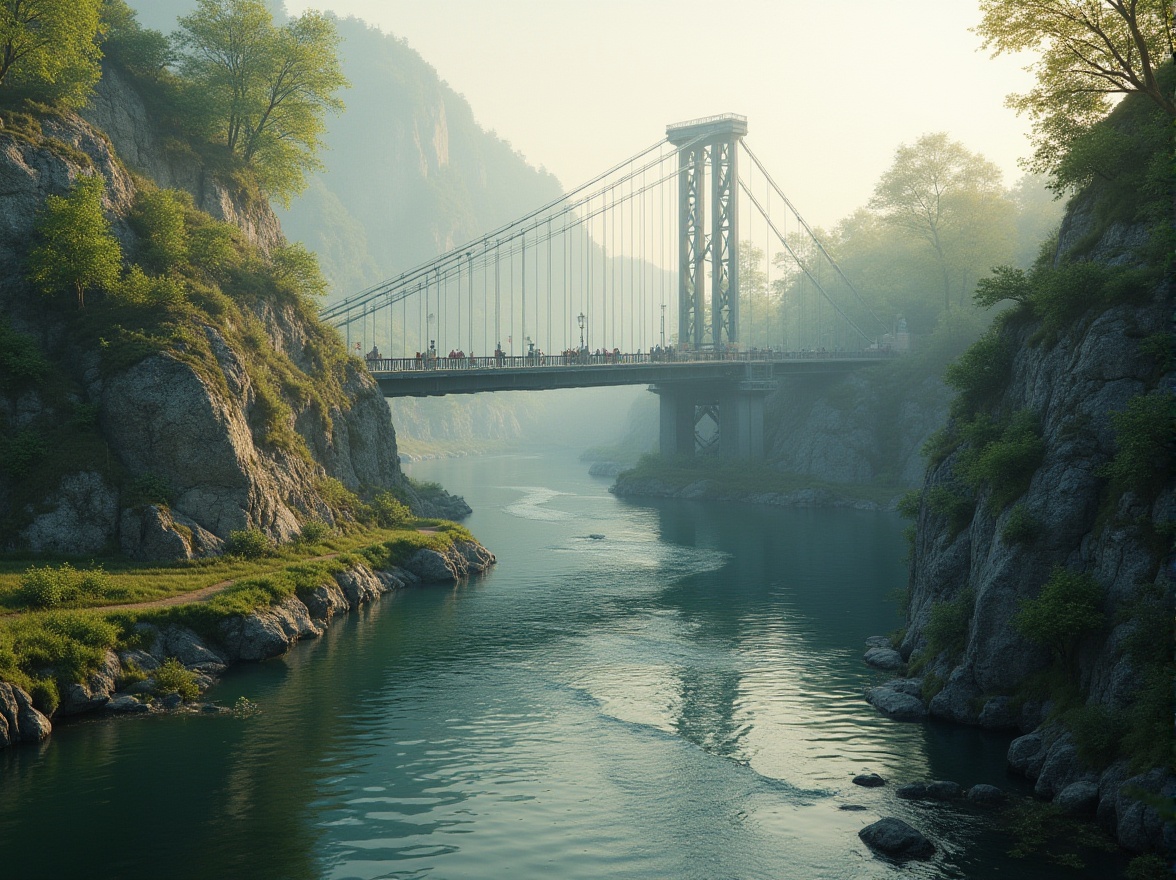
[27,175,123,309]
[868,133,1016,315]
[174,0,348,204]
[0,0,104,107]
[974,0,1176,182]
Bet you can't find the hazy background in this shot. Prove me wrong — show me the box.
[283,0,1037,227]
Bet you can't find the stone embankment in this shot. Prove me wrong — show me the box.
[0,540,494,751]
[860,639,1174,854]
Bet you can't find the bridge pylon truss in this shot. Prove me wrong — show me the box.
[319,113,892,459]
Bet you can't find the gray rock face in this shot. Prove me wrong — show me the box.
[1007,733,1047,779]
[405,540,496,582]
[334,566,388,608]
[120,506,224,561]
[82,64,283,254]
[863,647,904,671]
[966,784,1007,807]
[217,596,323,662]
[301,582,351,622]
[765,372,951,488]
[858,817,936,861]
[977,696,1018,730]
[927,667,983,725]
[865,686,927,721]
[0,683,51,745]
[1115,770,1176,853]
[106,695,149,714]
[1055,781,1100,816]
[1034,735,1090,799]
[21,471,118,554]
[56,649,121,717]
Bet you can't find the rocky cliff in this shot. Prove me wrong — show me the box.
[889,127,1173,851]
[0,70,462,558]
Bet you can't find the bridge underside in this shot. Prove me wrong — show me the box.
[372,358,878,398]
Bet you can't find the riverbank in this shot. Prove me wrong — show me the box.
[0,529,494,750]
[609,455,904,510]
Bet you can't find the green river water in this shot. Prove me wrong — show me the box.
[0,449,1123,878]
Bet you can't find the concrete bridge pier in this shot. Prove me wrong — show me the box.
[653,367,777,459]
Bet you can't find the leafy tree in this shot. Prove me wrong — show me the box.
[27,175,123,309]
[869,133,1015,315]
[173,0,348,202]
[129,188,189,273]
[974,265,1033,309]
[0,0,104,107]
[100,0,174,79]
[975,0,1176,182]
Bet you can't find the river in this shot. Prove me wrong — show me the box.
[0,449,1122,879]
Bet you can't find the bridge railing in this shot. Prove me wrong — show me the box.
[365,348,896,374]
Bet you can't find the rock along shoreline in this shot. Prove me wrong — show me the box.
[0,539,495,750]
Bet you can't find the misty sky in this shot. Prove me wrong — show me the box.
[286,0,1038,229]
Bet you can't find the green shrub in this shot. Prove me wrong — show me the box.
[224,529,274,559]
[317,477,369,521]
[152,657,200,701]
[0,429,46,478]
[16,564,110,610]
[926,484,975,537]
[296,520,332,544]
[129,189,189,273]
[924,588,974,662]
[922,426,959,468]
[896,490,921,519]
[1001,504,1040,544]
[957,410,1045,510]
[1066,704,1124,769]
[117,265,187,307]
[1015,568,1104,663]
[0,318,47,390]
[945,329,1013,419]
[370,492,411,528]
[1099,392,1175,496]
[28,678,59,715]
[1126,854,1171,880]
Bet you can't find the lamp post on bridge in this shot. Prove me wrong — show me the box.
[577,312,586,352]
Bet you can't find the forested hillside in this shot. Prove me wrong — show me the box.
[127,0,562,300]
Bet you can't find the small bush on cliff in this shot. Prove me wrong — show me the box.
[924,588,975,663]
[0,318,46,391]
[925,485,975,538]
[896,490,921,519]
[1098,391,1175,497]
[152,658,200,701]
[0,429,46,479]
[1001,503,1040,544]
[1015,568,1104,664]
[225,529,274,559]
[945,329,1013,419]
[370,493,411,528]
[957,410,1045,510]
[129,189,190,274]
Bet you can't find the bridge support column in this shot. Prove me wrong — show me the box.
[718,386,768,459]
[655,386,696,457]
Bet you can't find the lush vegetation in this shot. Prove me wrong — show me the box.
[0,0,104,108]
[1015,568,1105,665]
[0,520,472,711]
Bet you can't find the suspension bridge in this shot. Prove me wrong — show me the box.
[320,114,897,458]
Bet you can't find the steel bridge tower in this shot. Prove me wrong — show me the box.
[666,114,747,350]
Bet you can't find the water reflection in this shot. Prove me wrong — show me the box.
[0,451,1127,879]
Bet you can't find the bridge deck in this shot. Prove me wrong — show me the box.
[369,352,893,397]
